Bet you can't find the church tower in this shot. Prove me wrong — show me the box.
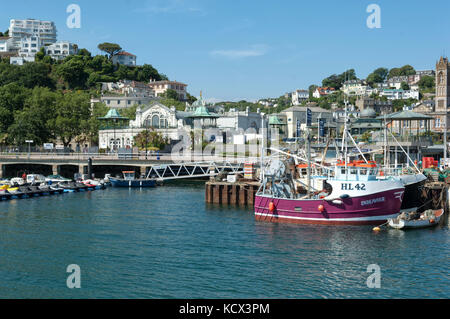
[436,57,450,113]
[435,57,450,135]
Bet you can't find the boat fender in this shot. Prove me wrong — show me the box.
[429,219,435,224]
[269,202,275,212]
[332,200,343,205]
[318,205,324,212]
[340,194,350,199]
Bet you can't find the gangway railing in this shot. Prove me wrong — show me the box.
[145,161,245,181]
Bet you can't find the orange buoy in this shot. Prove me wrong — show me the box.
[318,205,324,212]
[269,202,275,212]
[429,219,435,224]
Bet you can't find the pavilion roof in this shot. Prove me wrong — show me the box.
[376,110,433,121]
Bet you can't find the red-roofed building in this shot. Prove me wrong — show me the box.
[313,87,336,98]
[112,51,137,66]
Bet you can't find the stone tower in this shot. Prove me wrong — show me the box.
[435,57,450,135]
[436,57,450,113]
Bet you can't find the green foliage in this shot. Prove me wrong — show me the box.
[392,98,418,112]
[418,75,435,93]
[401,82,410,90]
[366,67,388,86]
[97,42,122,59]
[55,56,89,89]
[159,97,186,111]
[47,91,92,147]
[162,88,181,100]
[186,93,197,104]
[388,65,416,78]
[0,83,30,132]
[134,129,168,150]
[308,85,318,99]
[0,61,54,88]
[7,87,58,145]
[322,69,357,90]
[0,45,169,147]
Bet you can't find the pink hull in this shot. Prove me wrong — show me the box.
[254,189,404,225]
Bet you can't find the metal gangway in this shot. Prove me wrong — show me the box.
[145,161,246,181]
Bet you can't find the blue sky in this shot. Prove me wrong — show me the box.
[1,0,450,101]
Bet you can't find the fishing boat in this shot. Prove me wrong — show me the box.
[255,100,406,225]
[388,209,444,229]
[110,171,156,188]
[255,158,405,225]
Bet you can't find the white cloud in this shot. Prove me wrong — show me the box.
[210,45,268,59]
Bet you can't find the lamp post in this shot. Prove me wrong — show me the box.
[25,140,33,159]
[145,118,149,160]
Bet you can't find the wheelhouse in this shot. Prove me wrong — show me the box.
[334,160,379,182]
[122,171,136,180]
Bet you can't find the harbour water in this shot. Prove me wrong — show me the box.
[0,182,448,299]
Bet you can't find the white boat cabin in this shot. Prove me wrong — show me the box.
[333,160,379,182]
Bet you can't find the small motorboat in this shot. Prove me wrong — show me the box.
[110,171,156,188]
[46,175,71,183]
[10,177,26,186]
[388,209,444,229]
[57,181,79,193]
[26,174,47,185]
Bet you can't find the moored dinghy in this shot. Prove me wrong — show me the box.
[388,209,444,229]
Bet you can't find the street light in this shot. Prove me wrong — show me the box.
[25,140,33,159]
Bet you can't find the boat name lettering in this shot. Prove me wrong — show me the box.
[341,183,366,191]
[361,197,385,206]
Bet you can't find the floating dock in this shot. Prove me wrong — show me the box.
[0,184,106,201]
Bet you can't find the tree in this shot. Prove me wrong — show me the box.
[418,75,435,92]
[136,64,162,82]
[388,65,416,78]
[401,82,410,90]
[77,48,92,57]
[163,89,180,100]
[84,102,109,145]
[0,83,30,133]
[35,47,46,62]
[55,57,89,89]
[134,129,168,150]
[309,85,318,99]
[322,69,357,90]
[366,67,388,86]
[186,93,197,104]
[48,91,91,147]
[97,43,122,60]
[7,87,57,145]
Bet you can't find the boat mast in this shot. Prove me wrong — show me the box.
[260,113,265,182]
[307,127,311,198]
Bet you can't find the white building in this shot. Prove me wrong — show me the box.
[216,107,266,132]
[0,37,13,52]
[9,19,56,49]
[341,80,371,97]
[10,56,35,65]
[313,87,336,98]
[112,51,136,66]
[18,35,41,57]
[148,80,188,100]
[282,106,334,138]
[45,41,77,60]
[381,89,420,100]
[91,94,155,109]
[291,89,309,105]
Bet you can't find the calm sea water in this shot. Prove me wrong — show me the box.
[0,182,448,299]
